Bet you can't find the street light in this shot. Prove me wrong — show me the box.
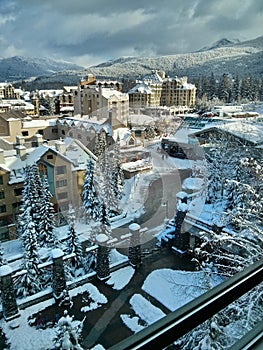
[162,200,169,222]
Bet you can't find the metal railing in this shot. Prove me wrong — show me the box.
[109,259,263,350]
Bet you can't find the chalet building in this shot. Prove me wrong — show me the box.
[0,137,96,241]
[128,71,196,109]
[55,116,114,153]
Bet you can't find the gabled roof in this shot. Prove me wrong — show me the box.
[190,121,263,145]
[128,82,152,94]
[0,110,25,120]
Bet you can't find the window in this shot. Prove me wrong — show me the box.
[0,218,8,227]
[62,130,65,135]
[52,128,58,133]
[57,192,68,200]
[56,179,67,188]
[47,154,53,160]
[55,165,67,175]
[0,191,4,199]
[12,202,21,208]
[22,131,29,136]
[14,188,23,196]
[0,205,6,213]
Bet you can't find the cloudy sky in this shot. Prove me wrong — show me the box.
[0,0,262,67]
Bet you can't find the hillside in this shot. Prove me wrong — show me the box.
[0,56,83,82]
[85,35,263,80]
[3,35,263,89]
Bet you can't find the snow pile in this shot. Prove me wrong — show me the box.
[121,294,165,333]
[68,283,107,312]
[106,266,135,290]
[0,299,56,350]
[182,177,204,192]
[142,269,224,311]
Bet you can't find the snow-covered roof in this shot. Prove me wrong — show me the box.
[61,116,112,135]
[128,82,152,94]
[101,88,128,100]
[38,89,64,97]
[1,99,34,110]
[60,106,74,112]
[142,70,164,84]
[191,121,263,145]
[63,86,78,93]
[129,114,154,126]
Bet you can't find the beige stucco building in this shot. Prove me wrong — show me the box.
[74,76,129,129]
[129,71,196,109]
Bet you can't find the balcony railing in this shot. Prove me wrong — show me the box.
[109,259,263,350]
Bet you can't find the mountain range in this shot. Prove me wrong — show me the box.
[1,36,262,88]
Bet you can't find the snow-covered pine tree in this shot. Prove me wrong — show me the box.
[66,205,84,270]
[111,142,124,200]
[208,72,217,100]
[97,149,119,216]
[82,158,100,221]
[17,211,42,297]
[30,163,43,235]
[0,241,6,266]
[94,131,107,157]
[218,73,232,102]
[53,310,84,350]
[39,175,56,247]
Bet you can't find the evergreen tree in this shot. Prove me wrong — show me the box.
[17,212,42,297]
[218,73,232,102]
[97,149,119,216]
[53,310,84,350]
[0,241,6,266]
[208,72,217,100]
[82,158,100,221]
[232,75,241,102]
[66,206,84,269]
[39,176,56,247]
[111,143,124,200]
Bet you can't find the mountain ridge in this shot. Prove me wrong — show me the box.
[1,35,262,88]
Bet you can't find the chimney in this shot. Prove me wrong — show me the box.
[34,133,43,147]
[0,149,4,164]
[55,140,66,155]
[16,135,25,146]
[16,145,27,160]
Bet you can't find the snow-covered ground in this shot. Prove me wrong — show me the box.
[142,269,223,311]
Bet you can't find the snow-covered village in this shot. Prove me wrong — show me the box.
[0,2,262,350]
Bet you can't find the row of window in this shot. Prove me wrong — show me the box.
[0,188,23,199]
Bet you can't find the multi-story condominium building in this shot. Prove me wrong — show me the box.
[0,83,21,100]
[128,71,196,109]
[74,75,129,129]
[0,136,96,241]
[161,76,196,107]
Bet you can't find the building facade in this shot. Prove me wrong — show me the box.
[128,71,196,109]
[74,76,129,129]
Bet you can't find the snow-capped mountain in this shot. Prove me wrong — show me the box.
[84,35,263,80]
[2,36,262,88]
[0,56,83,82]
[198,38,241,52]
